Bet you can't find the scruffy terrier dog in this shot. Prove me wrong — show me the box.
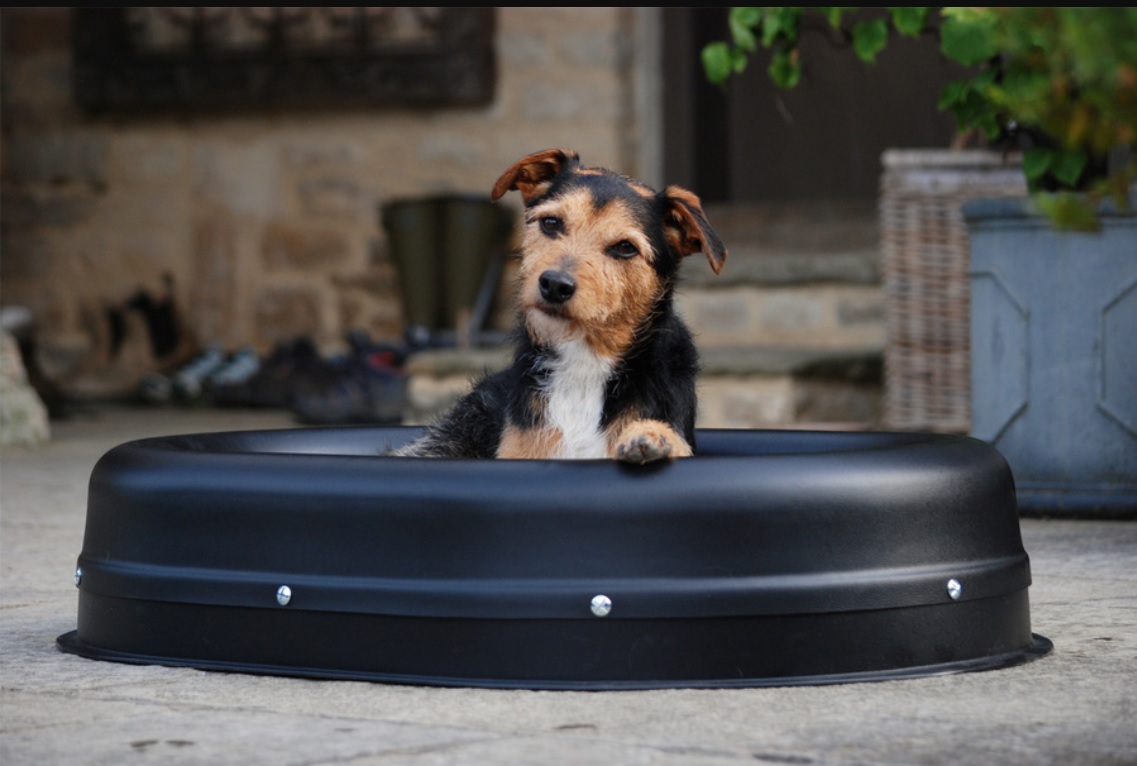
[395,148,726,463]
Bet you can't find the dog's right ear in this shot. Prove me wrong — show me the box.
[491,149,580,204]
[661,186,728,275]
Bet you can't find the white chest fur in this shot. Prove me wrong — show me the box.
[540,340,614,459]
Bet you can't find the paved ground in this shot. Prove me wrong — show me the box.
[2,406,1135,765]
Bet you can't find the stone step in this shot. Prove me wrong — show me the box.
[695,346,881,429]
[676,208,883,351]
[676,281,883,351]
[401,344,882,430]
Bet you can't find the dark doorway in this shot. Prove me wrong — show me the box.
[661,8,968,204]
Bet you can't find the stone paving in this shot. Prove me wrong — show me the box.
[2,407,1135,765]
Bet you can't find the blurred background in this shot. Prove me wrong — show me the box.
[0,7,1022,443]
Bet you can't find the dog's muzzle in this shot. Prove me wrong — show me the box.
[538,270,576,305]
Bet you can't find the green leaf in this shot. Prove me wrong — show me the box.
[1023,148,1088,192]
[730,7,762,31]
[1022,147,1054,184]
[1033,192,1102,233]
[971,67,999,91]
[759,7,802,47]
[936,68,1003,138]
[730,47,750,75]
[937,81,969,111]
[768,49,801,89]
[702,42,735,85]
[941,13,998,66]
[852,19,889,64]
[888,7,930,37]
[729,8,760,52]
[1050,149,1089,188]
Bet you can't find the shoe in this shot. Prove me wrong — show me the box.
[291,332,408,425]
[171,345,226,401]
[213,337,325,409]
[137,371,173,404]
[206,347,260,391]
[138,345,223,404]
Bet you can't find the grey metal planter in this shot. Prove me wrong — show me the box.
[965,198,1137,517]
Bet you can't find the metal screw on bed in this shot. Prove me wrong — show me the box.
[276,586,292,607]
[590,595,612,617]
[74,567,82,588]
[947,579,963,601]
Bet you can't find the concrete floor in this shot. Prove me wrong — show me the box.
[2,406,1135,765]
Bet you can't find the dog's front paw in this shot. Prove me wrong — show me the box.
[617,432,672,464]
[614,420,692,464]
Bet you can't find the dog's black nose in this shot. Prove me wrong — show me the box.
[538,270,576,304]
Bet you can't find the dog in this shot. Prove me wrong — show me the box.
[394,148,726,463]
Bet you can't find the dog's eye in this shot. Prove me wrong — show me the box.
[608,240,639,259]
[538,216,563,236]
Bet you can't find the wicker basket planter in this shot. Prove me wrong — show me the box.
[880,149,1025,432]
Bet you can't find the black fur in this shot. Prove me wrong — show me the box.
[398,294,699,459]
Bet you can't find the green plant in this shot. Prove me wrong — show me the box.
[702,7,1137,230]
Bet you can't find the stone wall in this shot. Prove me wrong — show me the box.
[1,8,654,391]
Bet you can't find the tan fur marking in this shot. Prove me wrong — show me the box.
[662,185,727,275]
[603,411,640,457]
[497,424,563,459]
[491,148,579,203]
[518,190,663,359]
[610,418,693,463]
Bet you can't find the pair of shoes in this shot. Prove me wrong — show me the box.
[173,345,228,401]
[140,345,261,404]
[205,347,260,391]
[291,333,408,425]
[139,345,224,404]
[212,337,325,409]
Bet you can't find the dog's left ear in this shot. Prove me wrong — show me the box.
[661,186,727,275]
[491,148,581,205]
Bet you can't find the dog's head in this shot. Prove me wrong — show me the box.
[491,149,726,356]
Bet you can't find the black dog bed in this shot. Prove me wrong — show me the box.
[58,426,1051,689]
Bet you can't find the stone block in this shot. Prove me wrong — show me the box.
[190,218,239,345]
[521,82,619,122]
[297,178,366,219]
[838,293,885,325]
[338,289,402,342]
[253,287,324,347]
[0,230,51,281]
[696,376,795,429]
[192,142,282,218]
[262,223,350,272]
[560,31,620,69]
[498,33,551,68]
[677,284,884,350]
[403,374,476,426]
[417,135,490,168]
[4,131,109,186]
[0,331,51,447]
[285,141,365,168]
[795,379,882,424]
[682,249,881,288]
[8,186,100,228]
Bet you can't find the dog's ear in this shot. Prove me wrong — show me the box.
[661,186,727,275]
[491,149,580,204]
